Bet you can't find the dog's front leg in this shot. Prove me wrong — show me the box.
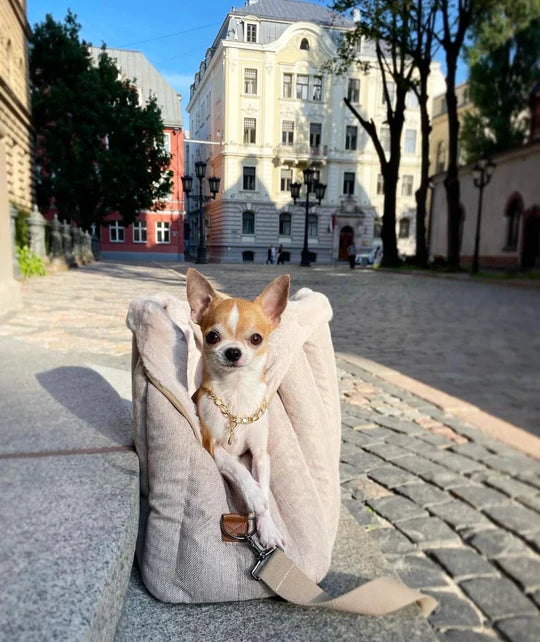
[213,444,267,515]
[252,450,287,549]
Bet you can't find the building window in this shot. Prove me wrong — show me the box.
[243,117,256,144]
[242,211,255,235]
[280,168,292,192]
[296,74,309,100]
[399,218,410,238]
[281,121,294,145]
[345,125,358,151]
[243,166,256,190]
[404,129,417,154]
[109,221,125,243]
[406,91,418,108]
[380,127,390,154]
[246,23,257,43]
[505,197,523,249]
[162,133,171,153]
[132,221,147,243]
[343,172,355,195]
[279,213,291,236]
[347,78,360,103]
[312,76,322,101]
[308,214,318,237]
[310,123,321,151]
[156,221,170,244]
[244,68,257,94]
[401,175,413,197]
[436,141,446,173]
[382,81,395,105]
[300,38,310,50]
[283,73,293,98]
[376,174,384,195]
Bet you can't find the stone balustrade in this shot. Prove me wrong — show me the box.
[11,206,101,272]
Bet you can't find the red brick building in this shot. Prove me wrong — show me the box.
[90,47,185,261]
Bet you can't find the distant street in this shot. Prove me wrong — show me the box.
[2,261,539,436]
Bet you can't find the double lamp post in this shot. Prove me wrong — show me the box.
[181,161,220,264]
[290,167,327,267]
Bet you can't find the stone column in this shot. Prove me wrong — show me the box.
[49,214,68,270]
[0,124,21,314]
[28,205,48,261]
[62,220,74,267]
[71,224,83,265]
[81,230,94,264]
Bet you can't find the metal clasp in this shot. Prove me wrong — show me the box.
[245,534,277,580]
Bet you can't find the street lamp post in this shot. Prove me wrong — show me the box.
[181,161,220,264]
[471,157,496,274]
[290,167,327,267]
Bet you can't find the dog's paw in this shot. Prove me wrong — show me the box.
[256,513,287,550]
[244,483,268,516]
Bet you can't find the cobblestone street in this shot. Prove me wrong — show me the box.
[2,260,540,640]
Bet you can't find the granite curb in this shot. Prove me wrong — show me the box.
[337,351,540,460]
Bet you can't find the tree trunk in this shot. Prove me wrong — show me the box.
[381,158,400,266]
[444,52,462,269]
[415,70,430,267]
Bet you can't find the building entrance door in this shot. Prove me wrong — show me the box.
[339,225,354,260]
[522,214,540,268]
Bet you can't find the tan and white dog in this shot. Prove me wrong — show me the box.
[186,268,290,549]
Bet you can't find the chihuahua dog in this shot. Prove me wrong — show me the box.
[186,268,290,549]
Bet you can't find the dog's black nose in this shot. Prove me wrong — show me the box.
[225,347,242,363]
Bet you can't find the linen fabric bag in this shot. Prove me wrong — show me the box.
[127,287,341,603]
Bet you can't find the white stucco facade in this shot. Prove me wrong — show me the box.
[186,0,444,263]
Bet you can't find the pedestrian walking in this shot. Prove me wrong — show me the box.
[277,244,285,265]
[347,241,356,270]
[266,244,274,264]
[271,244,277,264]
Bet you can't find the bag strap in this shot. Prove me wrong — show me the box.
[220,513,437,617]
[257,548,437,617]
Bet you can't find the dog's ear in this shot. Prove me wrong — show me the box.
[186,268,221,324]
[255,274,290,326]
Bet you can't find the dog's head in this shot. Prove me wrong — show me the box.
[186,268,290,373]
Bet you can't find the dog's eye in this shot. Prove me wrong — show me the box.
[206,330,221,345]
[250,333,263,346]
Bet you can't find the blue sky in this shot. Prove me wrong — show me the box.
[28,1,462,130]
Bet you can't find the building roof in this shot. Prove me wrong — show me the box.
[231,0,353,28]
[89,47,183,128]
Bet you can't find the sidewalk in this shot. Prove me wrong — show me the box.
[1,261,539,641]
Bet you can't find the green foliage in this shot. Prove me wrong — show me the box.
[16,246,46,278]
[30,12,172,228]
[13,204,30,248]
[461,3,540,161]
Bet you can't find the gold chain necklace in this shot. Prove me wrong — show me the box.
[202,386,267,445]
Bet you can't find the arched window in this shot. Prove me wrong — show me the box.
[505,196,523,250]
[399,218,410,238]
[279,212,291,236]
[300,38,310,50]
[6,40,13,87]
[308,214,318,237]
[242,211,255,235]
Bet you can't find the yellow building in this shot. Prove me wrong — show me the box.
[429,82,472,175]
[186,0,444,263]
[0,0,33,312]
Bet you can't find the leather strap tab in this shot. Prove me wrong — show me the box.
[220,513,255,542]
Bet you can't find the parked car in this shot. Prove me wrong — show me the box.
[356,245,383,267]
